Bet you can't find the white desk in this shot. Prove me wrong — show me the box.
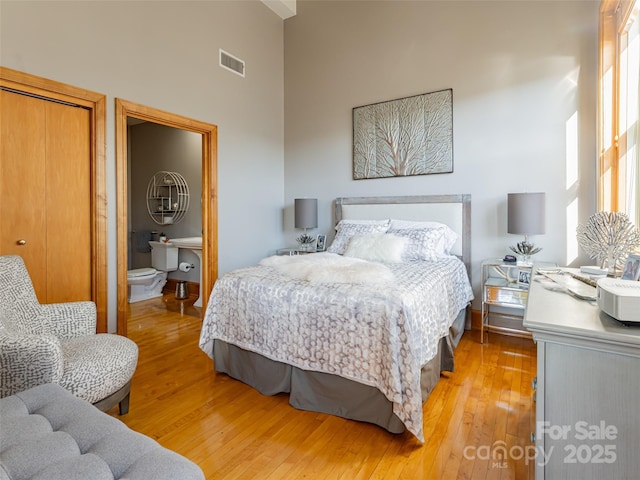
[524,271,640,479]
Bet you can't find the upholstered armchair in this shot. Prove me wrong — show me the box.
[0,255,138,414]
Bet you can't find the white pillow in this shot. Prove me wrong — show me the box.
[327,219,390,255]
[343,234,408,263]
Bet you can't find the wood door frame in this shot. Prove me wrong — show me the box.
[0,67,108,331]
[115,99,218,336]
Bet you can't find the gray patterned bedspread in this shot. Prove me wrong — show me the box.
[198,255,473,442]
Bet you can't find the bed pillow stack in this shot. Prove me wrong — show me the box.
[327,219,458,262]
[327,220,390,255]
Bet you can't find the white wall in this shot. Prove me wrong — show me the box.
[0,0,602,320]
[284,0,599,306]
[1,0,285,331]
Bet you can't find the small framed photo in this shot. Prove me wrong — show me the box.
[316,234,327,252]
[621,253,640,281]
[518,269,531,286]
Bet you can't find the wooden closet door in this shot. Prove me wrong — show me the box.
[0,90,48,297]
[45,101,91,303]
[0,89,92,303]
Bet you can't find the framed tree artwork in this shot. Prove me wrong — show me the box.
[353,89,453,180]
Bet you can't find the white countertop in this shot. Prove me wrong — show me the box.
[524,270,640,352]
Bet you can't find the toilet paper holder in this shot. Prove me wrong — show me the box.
[179,262,195,272]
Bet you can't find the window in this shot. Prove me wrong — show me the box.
[599,0,639,228]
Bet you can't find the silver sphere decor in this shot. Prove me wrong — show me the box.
[576,212,640,275]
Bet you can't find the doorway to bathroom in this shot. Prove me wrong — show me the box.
[115,99,218,337]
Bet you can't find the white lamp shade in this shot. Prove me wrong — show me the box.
[294,198,318,229]
[507,192,545,235]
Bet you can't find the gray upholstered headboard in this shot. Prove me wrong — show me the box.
[334,194,471,278]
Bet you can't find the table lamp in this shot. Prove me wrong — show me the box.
[508,192,545,265]
[294,198,317,250]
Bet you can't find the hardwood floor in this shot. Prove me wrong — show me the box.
[110,295,536,479]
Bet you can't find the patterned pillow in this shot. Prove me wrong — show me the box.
[388,226,458,261]
[389,220,458,254]
[327,220,390,254]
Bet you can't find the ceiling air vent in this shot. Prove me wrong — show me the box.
[219,49,245,78]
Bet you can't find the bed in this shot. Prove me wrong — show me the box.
[199,194,473,442]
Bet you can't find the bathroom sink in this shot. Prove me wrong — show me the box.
[169,237,202,249]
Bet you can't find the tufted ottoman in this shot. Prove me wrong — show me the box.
[0,384,204,480]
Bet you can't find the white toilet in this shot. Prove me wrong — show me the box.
[127,241,179,303]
